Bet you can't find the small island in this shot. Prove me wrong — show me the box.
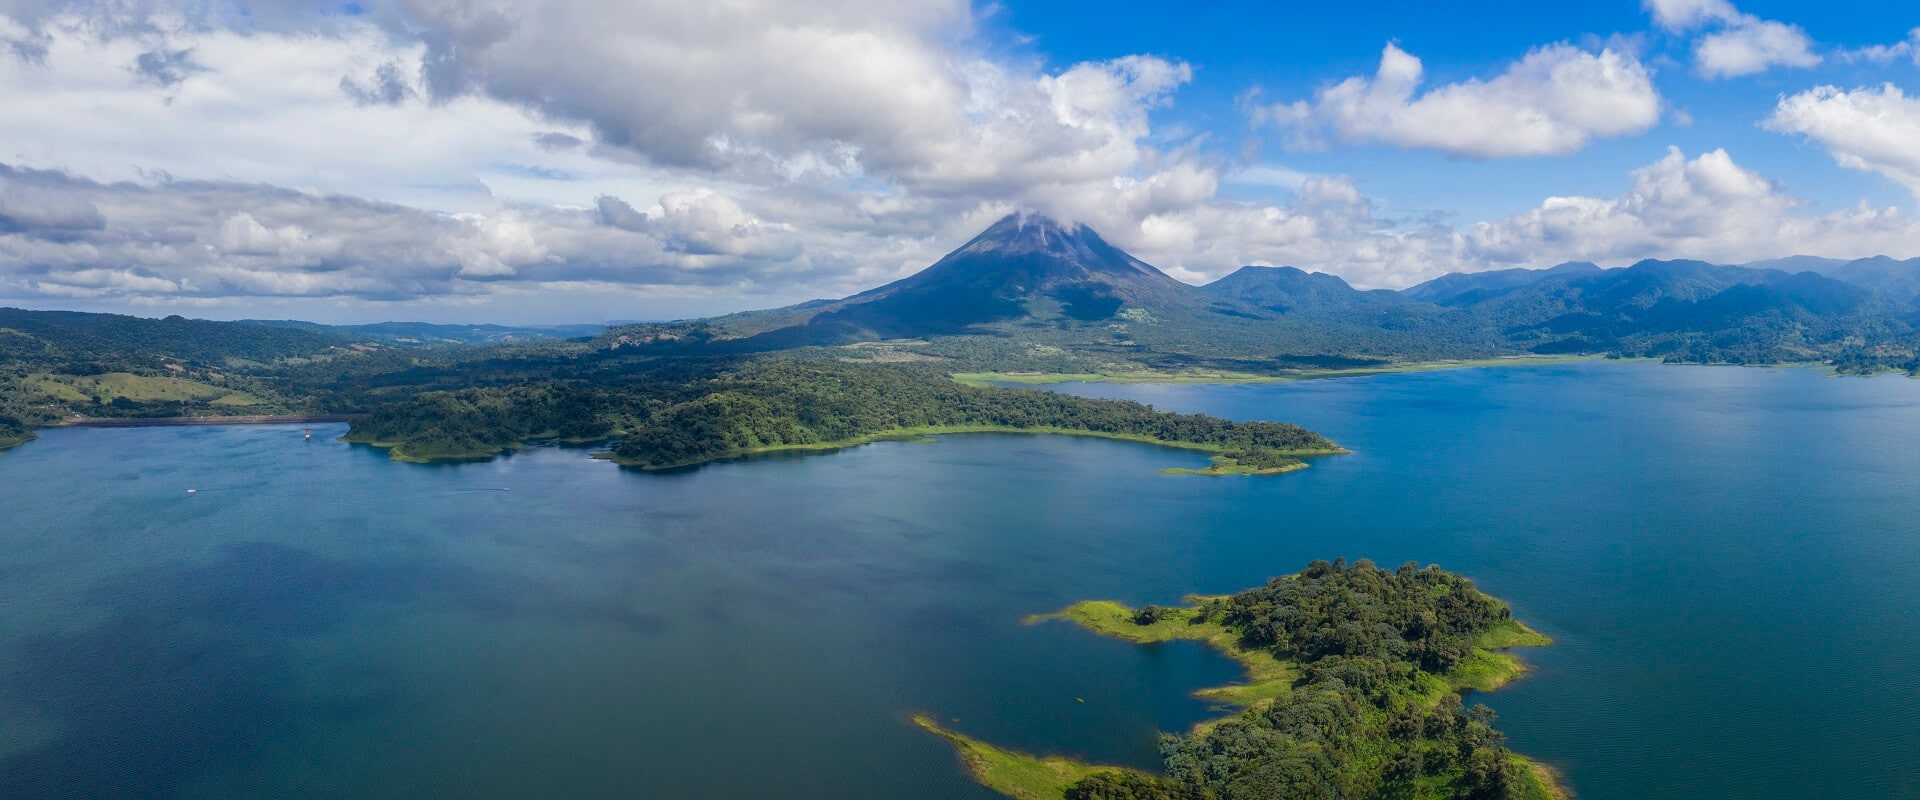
[1157,447,1315,476]
[919,559,1564,800]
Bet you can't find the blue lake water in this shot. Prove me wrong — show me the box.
[2,361,1918,798]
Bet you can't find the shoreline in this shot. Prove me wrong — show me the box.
[59,414,365,428]
[595,425,1348,472]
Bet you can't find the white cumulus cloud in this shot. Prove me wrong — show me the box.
[1842,29,1920,66]
[1643,0,1820,78]
[1256,43,1660,158]
[1765,84,1920,196]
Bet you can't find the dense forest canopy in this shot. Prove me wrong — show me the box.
[1065,560,1552,800]
[341,358,1340,467]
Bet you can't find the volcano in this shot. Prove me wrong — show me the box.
[716,212,1211,344]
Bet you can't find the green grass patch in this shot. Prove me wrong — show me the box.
[339,436,516,464]
[910,715,1139,800]
[1159,454,1308,476]
[1517,757,1573,800]
[26,376,91,402]
[1446,619,1553,693]
[1027,598,1299,727]
[29,372,263,406]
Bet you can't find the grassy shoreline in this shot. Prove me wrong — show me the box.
[924,591,1562,800]
[595,425,1348,472]
[1159,458,1310,477]
[952,354,1603,387]
[342,429,613,464]
[910,715,1145,799]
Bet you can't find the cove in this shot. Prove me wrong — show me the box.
[1,361,1917,799]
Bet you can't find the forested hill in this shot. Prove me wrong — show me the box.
[0,308,348,365]
[341,358,1341,469]
[0,307,382,445]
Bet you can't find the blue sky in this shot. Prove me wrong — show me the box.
[0,0,1917,323]
[994,0,1915,217]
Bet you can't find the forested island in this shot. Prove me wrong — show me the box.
[340,358,1343,470]
[920,559,1561,800]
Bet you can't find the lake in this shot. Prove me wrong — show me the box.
[1,361,1917,798]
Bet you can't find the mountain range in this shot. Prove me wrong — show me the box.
[597,212,1920,373]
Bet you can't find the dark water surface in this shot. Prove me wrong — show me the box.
[2,362,1917,799]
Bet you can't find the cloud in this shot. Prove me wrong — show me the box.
[35,268,185,296]
[217,213,313,257]
[1644,0,1739,30]
[0,173,106,236]
[1121,176,1461,290]
[340,60,419,105]
[1842,29,1920,66]
[1694,21,1821,77]
[1458,147,1920,272]
[1766,84,1920,197]
[0,159,1024,316]
[0,5,1229,318]
[596,190,800,259]
[0,14,604,212]
[0,163,836,302]
[1255,43,1660,158]
[1108,148,1920,290]
[326,0,1197,207]
[132,47,200,87]
[1465,147,1796,265]
[1643,0,1820,78]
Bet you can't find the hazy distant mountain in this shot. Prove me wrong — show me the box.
[1739,256,1920,304]
[1741,255,1852,273]
[1449,259,1904,358]
[242,319,606,346]
[1202,266,1404,313]
[1401,262,1603,306]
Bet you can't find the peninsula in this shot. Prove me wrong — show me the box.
[340,358,1345,470]
[919,559,1563,800]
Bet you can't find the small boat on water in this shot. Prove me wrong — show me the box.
[304,428,312,441]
